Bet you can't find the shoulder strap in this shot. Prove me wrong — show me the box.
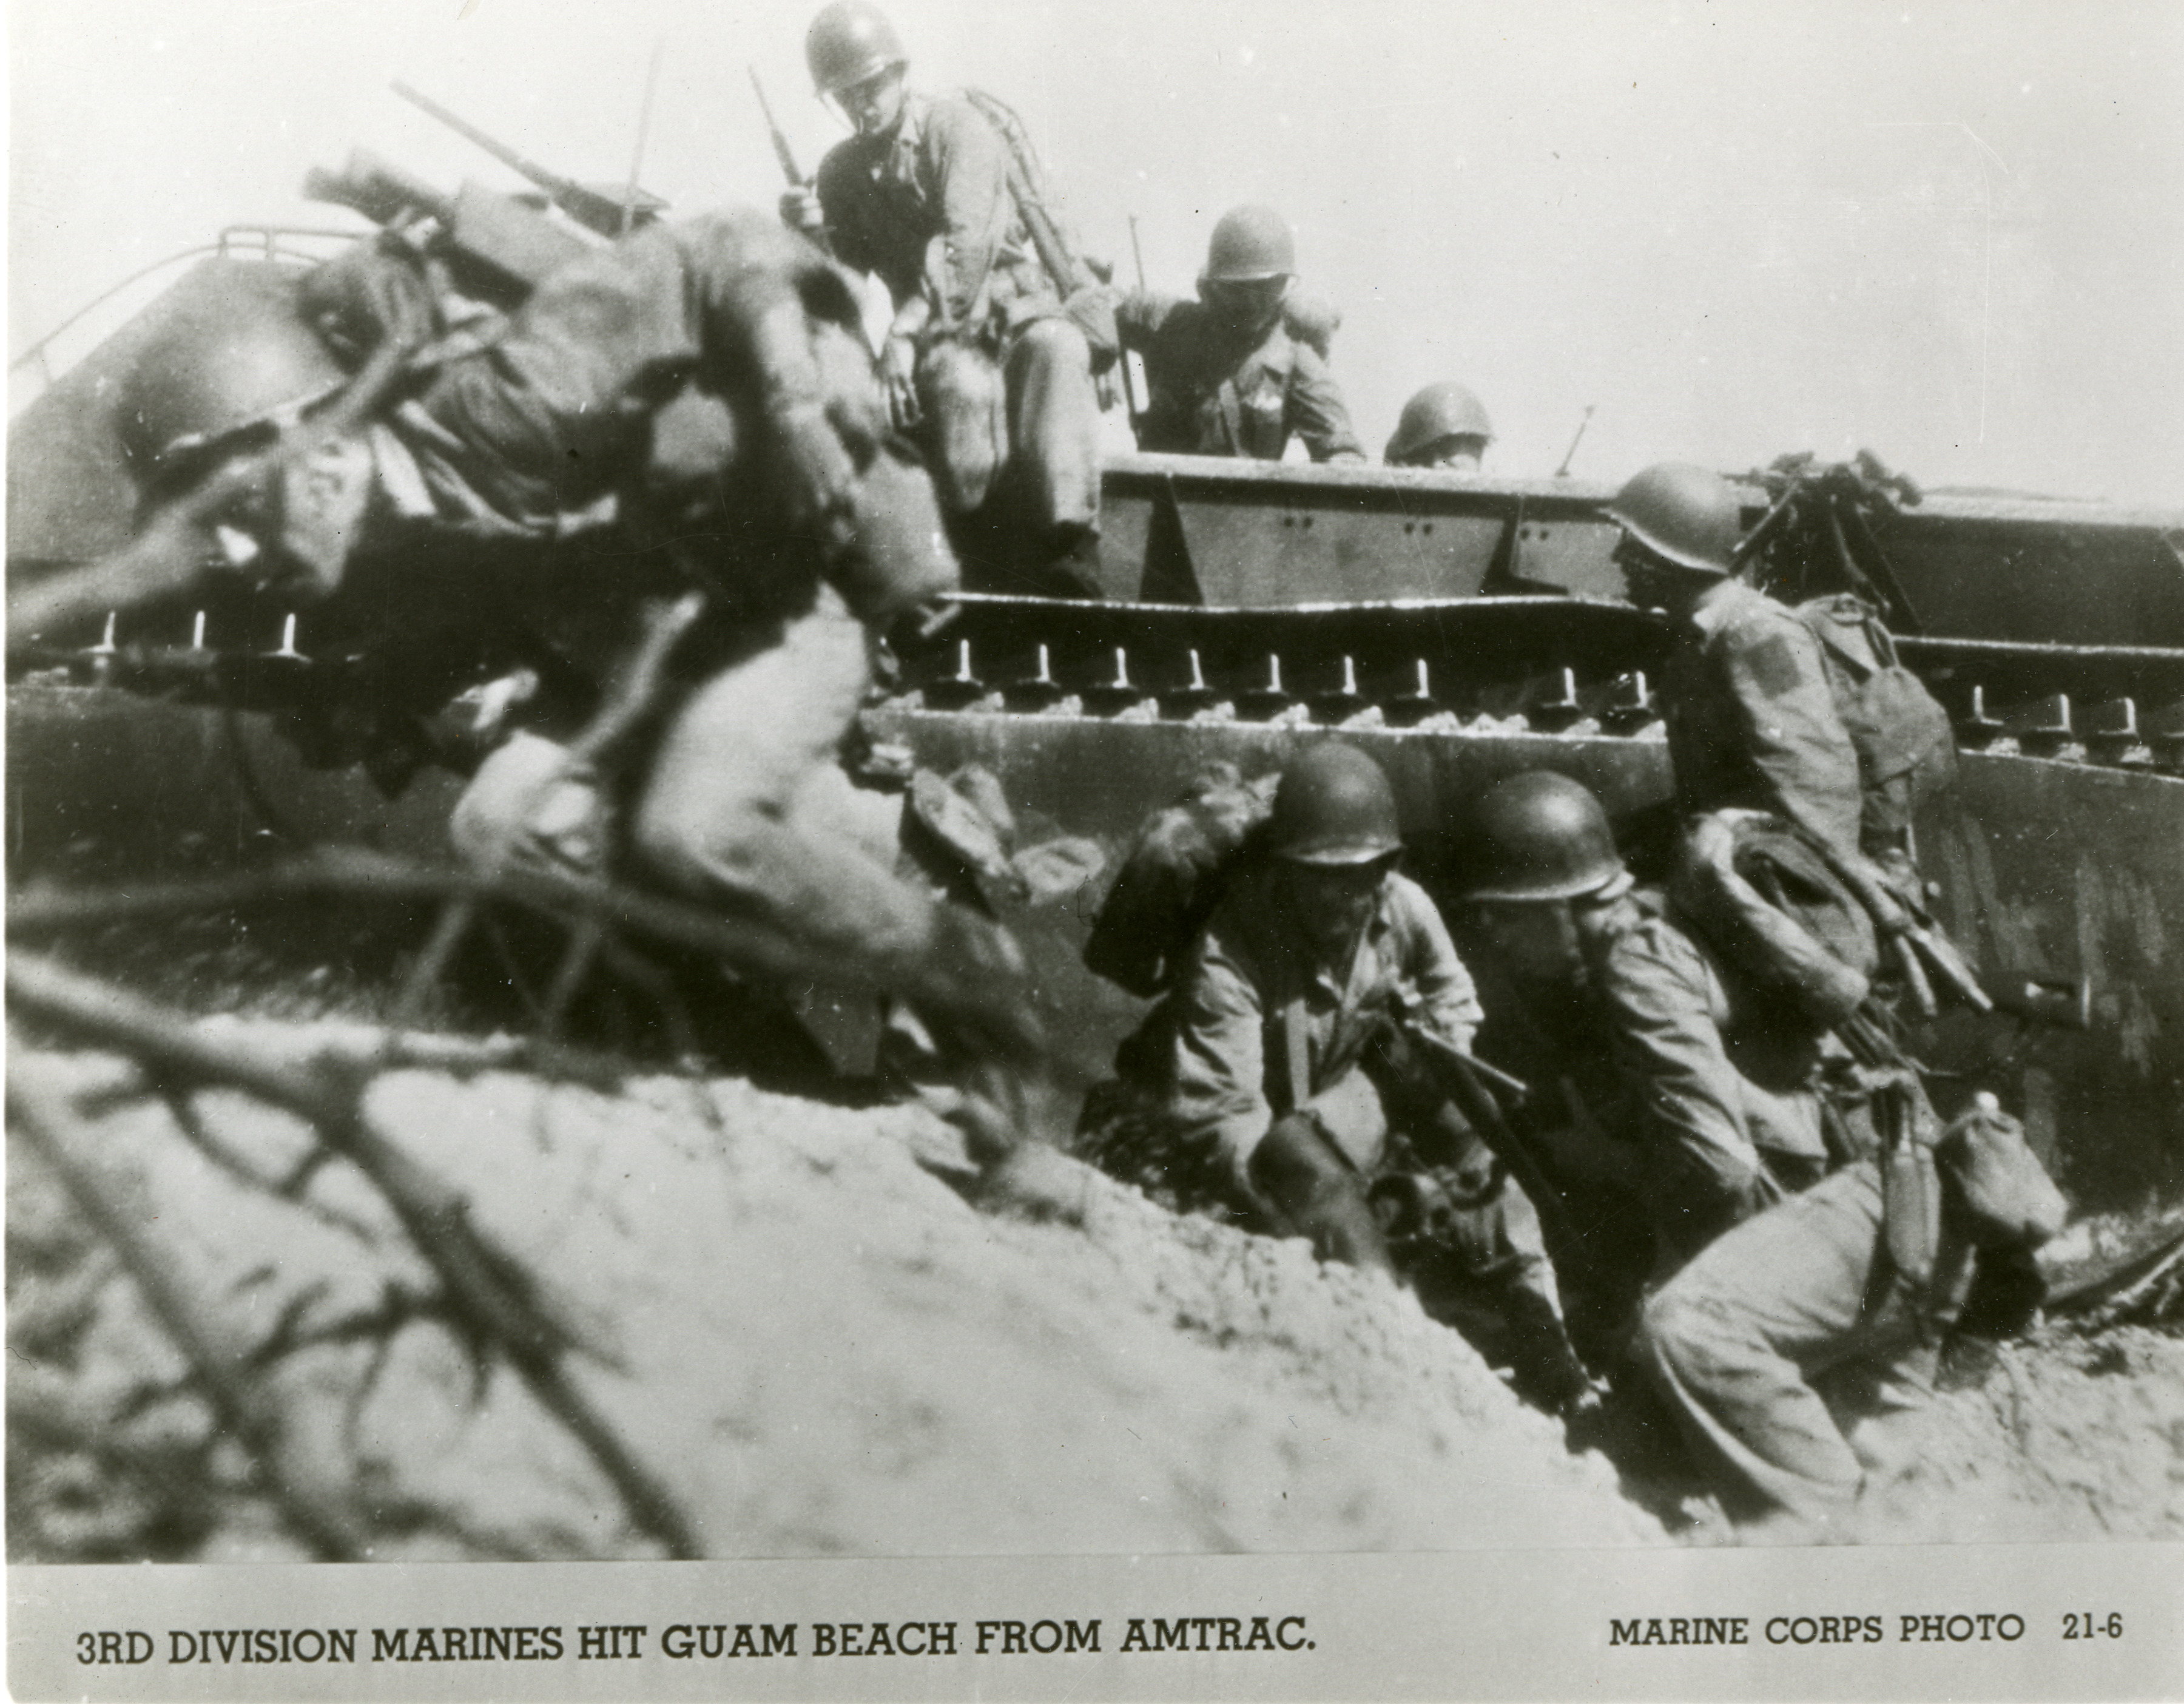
[956,86,1082,296]
[1280,991,1313,1115]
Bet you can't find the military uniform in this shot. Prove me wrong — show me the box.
[814,90,1103,561]
[1661,578,1865,862]
[1100,860,1590,1408]
[1114,291,1366,464]
[377,210,1037,1063]
[1638,1090,2064,1532]
[1582,888,1836,1266]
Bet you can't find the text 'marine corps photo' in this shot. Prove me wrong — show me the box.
[5,0,2182,1690]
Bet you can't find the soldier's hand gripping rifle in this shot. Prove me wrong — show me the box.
[1378,998,1580,1255]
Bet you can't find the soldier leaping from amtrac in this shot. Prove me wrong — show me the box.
[12,178,1076,1191]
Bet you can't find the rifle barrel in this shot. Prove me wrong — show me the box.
[393,81,567,194]
[749,66,806,186]
[392,79,643,237]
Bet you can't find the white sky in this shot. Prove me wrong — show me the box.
[10,0,2183,503]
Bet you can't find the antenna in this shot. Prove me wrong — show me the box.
[620,40,666,237]
[1554,404,1595,478]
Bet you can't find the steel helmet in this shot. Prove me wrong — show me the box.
[1385,382,1494,465]
[1202,205,1297,283]
[1466,771,1631,901]
[806,1,907,96]
[1602,462,1744,575]
[1268,743,1403,865]
[116,261,345,484]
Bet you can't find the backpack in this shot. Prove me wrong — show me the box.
[1794,593,1956,847]
[1082,765,1281,996]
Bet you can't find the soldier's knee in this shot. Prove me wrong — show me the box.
[1635,1285,1712,1380]
[1249,1112,1350,1199]
[1248,1112,1390,1271]
[629,779,778,902]
[450,733,607,877]
[1011,316,1093,376]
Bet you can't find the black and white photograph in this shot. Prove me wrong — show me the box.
[7,2,2182,1699]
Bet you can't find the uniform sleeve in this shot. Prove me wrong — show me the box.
[1165,932,1273,1160]
[920,100,1018,327]
[1394,881,1485,1052]
[1717,608,1864,857]
[1113,288,1185,351]
[1286,344,1367,463]
[1600,919,1762,1175]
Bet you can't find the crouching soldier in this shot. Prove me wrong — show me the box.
[1636,1092,2066,1534]
[1463,774,1845,1285]
[79,206,1058,1169]
[1081,745,1594,1418]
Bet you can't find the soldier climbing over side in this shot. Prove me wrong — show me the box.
[1384,382,1494,472]
[1606,461,1975,1022]
[1106,205,1367,466]
[1607,463,1866,864]
[1079,746,1596,1421]
[781,0,1110,597]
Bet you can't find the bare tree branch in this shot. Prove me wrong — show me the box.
[7,1056,370,1561]
[7,955,706,1559]
[7,844,886,1004]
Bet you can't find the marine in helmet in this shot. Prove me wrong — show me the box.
[1385,382,1492,472]
[110,259,374,599]
[1109,205,1366,464]
[781,0,1108,596]
[1086,745,1596,1419]
[1463,772,1844,1278]
[96,209,1059,1173]
[1606,462,1864,863]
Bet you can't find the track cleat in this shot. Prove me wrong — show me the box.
[1080,646,1146,716]
[921,638,987,710]
[1003,643,1067,712]
[1383,657,1442,728]
[1310,654,1370,723]
[1236,653,1295,720]
[1528,666,1586,732]
[1161,647,1220,718]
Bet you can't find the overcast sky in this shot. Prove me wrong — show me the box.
[11,0,2182,504]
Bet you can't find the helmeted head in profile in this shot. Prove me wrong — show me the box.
[1385,382,1493,472]
[1464,770,1635,988]
[1603,461,1746,614]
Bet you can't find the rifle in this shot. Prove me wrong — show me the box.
[392,80,667,238]
[749,66,807,187]
[1552,405,1594,479]
[1382,1009,1583,1260]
